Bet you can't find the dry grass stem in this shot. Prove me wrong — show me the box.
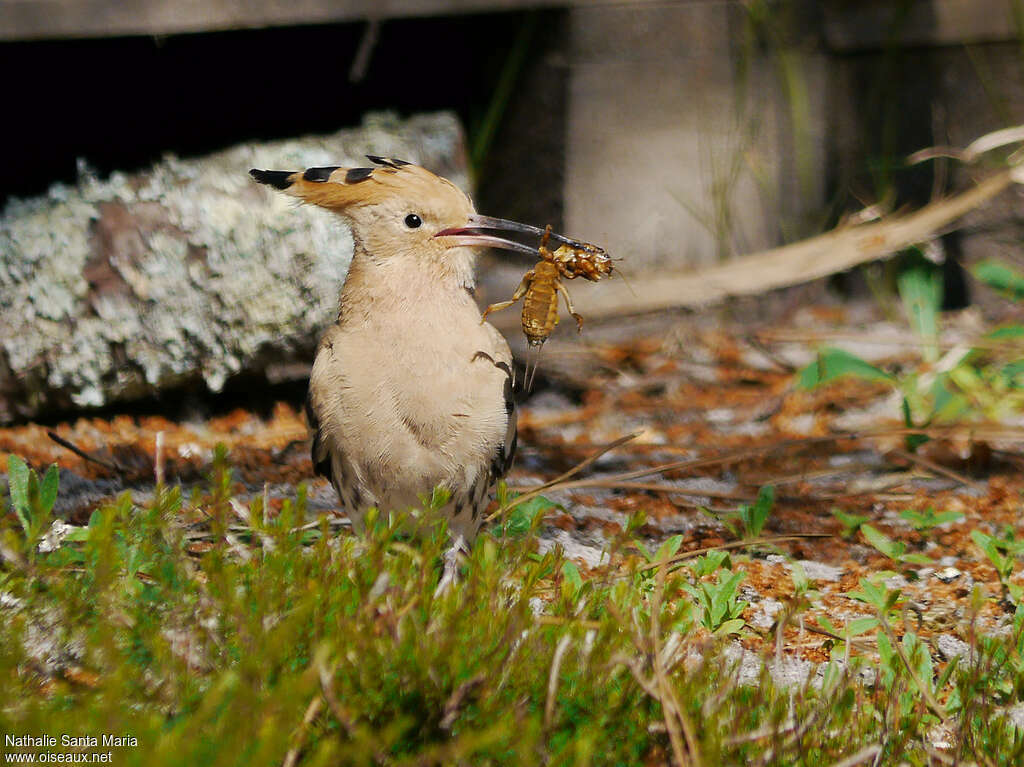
[544,634,572,730]
[441,674,486,732]
[154,430,165,486]
[281,694,323,767]
[825,743,882,767]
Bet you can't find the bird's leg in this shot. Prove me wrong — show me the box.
[434,532,469,596]
[480,273,533,324]
[557,282,584,332]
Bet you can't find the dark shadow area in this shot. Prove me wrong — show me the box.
[0,10,564,212]
[31,373,310,428]
[824,1,973,308]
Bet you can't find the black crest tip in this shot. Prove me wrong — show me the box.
[250,169,294,190]
[345,167,374,184]
[366,155,411,169]
[302,166,340,182]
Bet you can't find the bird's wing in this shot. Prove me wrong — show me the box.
[305,394,334,483]
[491,368,518,481]
[483,322,517,482]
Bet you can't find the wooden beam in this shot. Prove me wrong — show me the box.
[0,0,661,41]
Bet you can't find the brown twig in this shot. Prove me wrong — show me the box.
[803,623,846,643]
[509,480,758,506]
[510,432,895,503]
[506,445,792,511]
[534,615,603,630]
[539,425,1024,456]
[750,463,878,487]
[723,719,797,746]
[528,480,757,501]
[639,534,832,573]
[318,667,354,733]
[46,430,126,473]
[486,432,640,520]
[742,332,797,373]
[571,168,1018,319]
[890,448,987,492]
[518,426,1019,495]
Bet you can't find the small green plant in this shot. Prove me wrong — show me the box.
[899,506,964,532]
[831,507,869,539]
[690,550,732,577]
[849,576,904,618]
[704,486,776,539]
[5,455,59,558]
[796,347,895,390]
[648,533,684,564]
[861,524,933,566]
[498,490,559,537]
[738,486,775,538]
[683,568,748,636]
[971,529,1024,604]
[897,248,942,363]
[853,576,952,724]
[816,613,880,646]
[796,257,1024,446]
[560,560,584,599]
[875,628,953,725]
[975,259,1024,301]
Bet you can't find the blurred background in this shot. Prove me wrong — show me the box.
[2,0,1024,421]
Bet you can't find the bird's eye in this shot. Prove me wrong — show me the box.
[404,213,422,229]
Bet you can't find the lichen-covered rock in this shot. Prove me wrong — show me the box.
[0,112,469,422]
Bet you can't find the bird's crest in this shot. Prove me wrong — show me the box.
[250,156,462,212]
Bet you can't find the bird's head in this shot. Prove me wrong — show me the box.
[251,157,542,285]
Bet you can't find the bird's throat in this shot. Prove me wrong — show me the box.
[339,249,477,321]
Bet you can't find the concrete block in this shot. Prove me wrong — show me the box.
[564,3,827,271]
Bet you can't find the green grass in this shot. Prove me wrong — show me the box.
[3,454,1024,765]
[797,257,1024,452]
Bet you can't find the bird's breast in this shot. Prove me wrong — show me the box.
[316,293,509,471]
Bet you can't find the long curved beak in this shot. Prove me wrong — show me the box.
[434,213,587,256]
[460,215,597,248]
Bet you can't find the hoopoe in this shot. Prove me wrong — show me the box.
[250,156,545,586]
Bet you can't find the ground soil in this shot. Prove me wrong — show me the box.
[3,300,1022,669]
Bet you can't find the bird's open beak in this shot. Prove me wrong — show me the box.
[434,214,585,256]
